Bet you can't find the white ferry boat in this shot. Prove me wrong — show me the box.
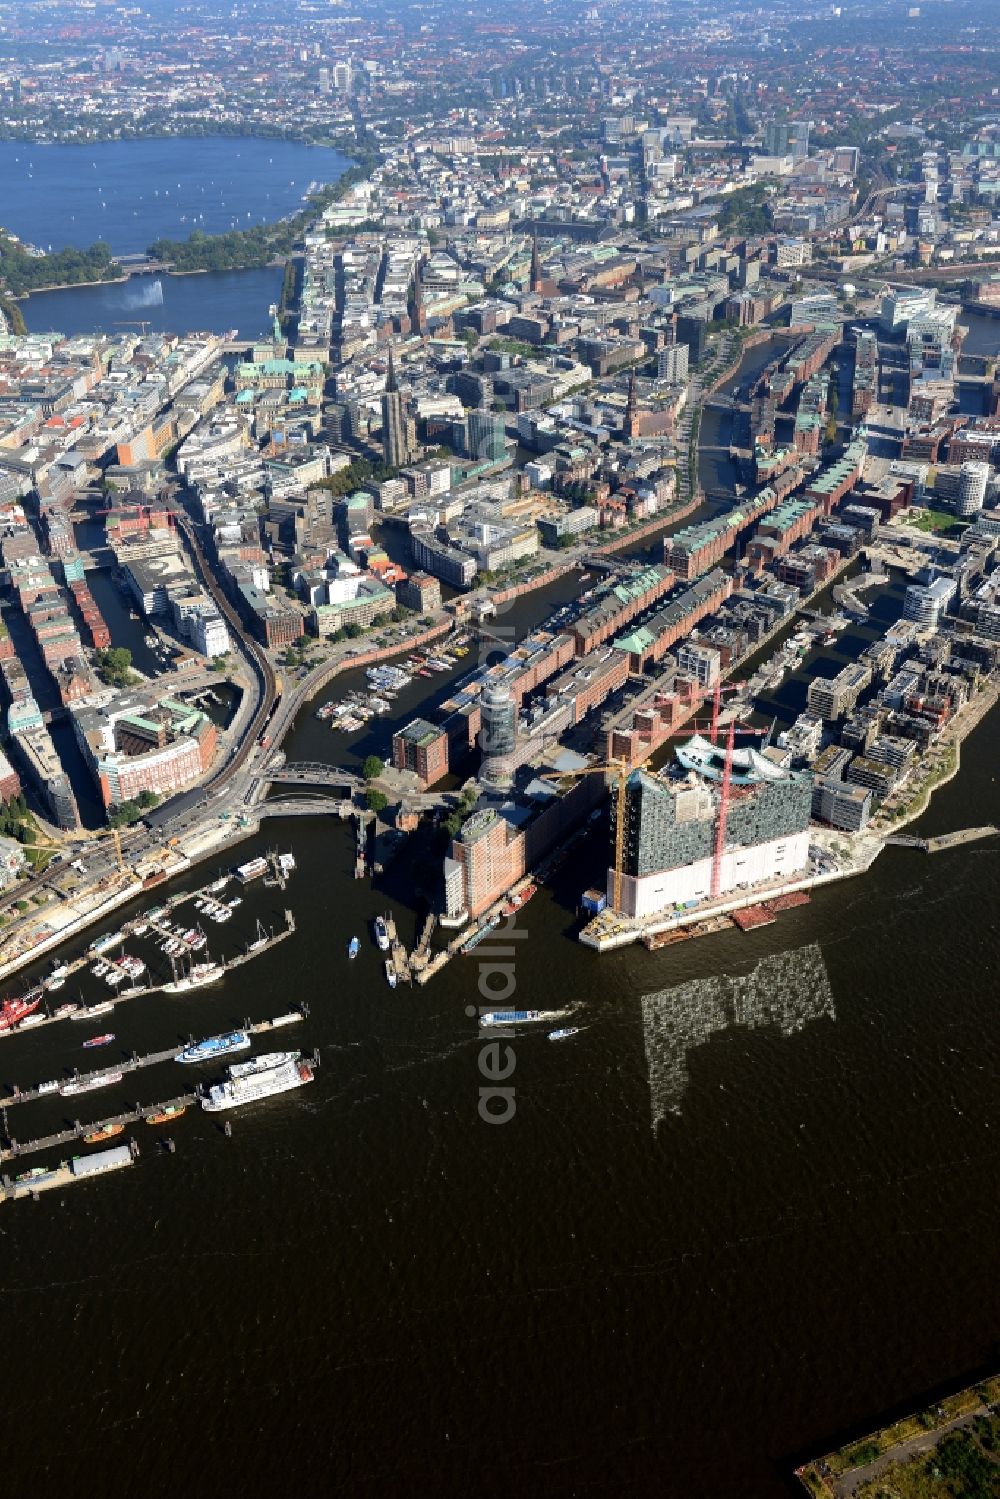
[236,857,268,884]
[60,1070,124,1096]
[201,1050,313,1112]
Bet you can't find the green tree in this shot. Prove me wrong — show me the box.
[361,755,383,782]
[95,647,136,688]
[365,789,388,813]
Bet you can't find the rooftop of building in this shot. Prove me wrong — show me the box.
[396,717,442,748]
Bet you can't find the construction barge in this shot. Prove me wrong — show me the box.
[731,890,811,933]
[643,892,811,950]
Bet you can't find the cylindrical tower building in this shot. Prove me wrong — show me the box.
[479,681,517,787]
[956,460,990,517]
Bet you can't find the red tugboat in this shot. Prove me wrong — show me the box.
[0,989,44,1033]
[501,883,537,918]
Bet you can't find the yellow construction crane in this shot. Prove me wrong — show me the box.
[548,692,742,913]
[548,756,647,915]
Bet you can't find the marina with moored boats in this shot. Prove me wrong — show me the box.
[0,1004,310,1109]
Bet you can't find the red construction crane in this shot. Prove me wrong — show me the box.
[709,692,769,900]
[553,685,770,913]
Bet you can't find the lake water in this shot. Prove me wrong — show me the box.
[0,137,349,256]
[7,136,349,338]
[21,266,284,340]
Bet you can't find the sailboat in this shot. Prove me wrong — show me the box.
[247,920,269,954]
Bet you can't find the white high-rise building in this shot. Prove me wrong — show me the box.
[903,575,955,627]
[657,343,689,383]
[956,460,990,518]
[192,610,231,658]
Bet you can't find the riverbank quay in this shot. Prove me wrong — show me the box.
[589,494,703,556]
[11,272,128,299]
[867,679,1000,840]
[0,869,151,984]
[486,560,576,605]
[579,671,1000,953]
[795,1373,1000,1497]
[0,842,283,992]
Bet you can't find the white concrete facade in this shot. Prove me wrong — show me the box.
[613,829,811,920]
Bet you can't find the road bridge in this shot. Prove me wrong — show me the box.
[703,395,751,413]
[264,762,364,791]
[263,761,455,808]
[256,797,355,819]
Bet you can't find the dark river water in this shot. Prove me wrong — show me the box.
[0,333,998,1499]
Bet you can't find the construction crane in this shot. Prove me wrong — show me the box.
[547,755,641,916]
[549,683,769,915]
[113,320,152,335]
[707,681,770,899]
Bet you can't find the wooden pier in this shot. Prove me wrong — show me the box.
[408,914,437,976]
[0,1004,308,1108]
[1,1028,319,1162]
[0,908,297,1044]
[884,824,998,853]
[354,815,369,880]
[227,909,295,969]
[1,1093,198,1162]
[383,914,412,985]
[1,1138,140,1202]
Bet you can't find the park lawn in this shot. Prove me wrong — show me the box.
[905,508,962,535]
[826,1417,929,1476]
[854,1420,1000,1498]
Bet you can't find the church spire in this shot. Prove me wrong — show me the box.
[624,368,640,440]
[412,263,427,334]
[530,234,542,294]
